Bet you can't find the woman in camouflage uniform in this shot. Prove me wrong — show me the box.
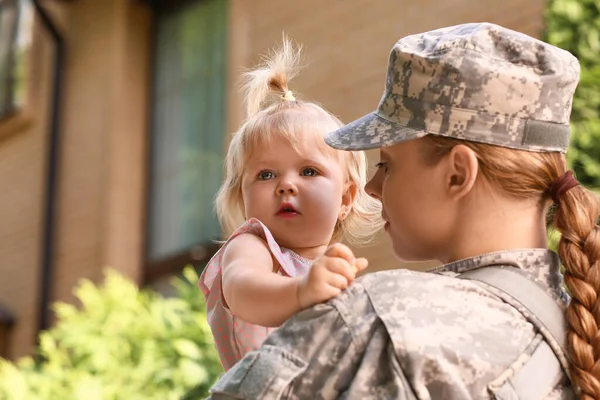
[207,22,597,399]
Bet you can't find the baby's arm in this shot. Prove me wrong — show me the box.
[221,233,301,327]
[221,235,368,328]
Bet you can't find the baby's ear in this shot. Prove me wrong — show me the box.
[342,182,358,208]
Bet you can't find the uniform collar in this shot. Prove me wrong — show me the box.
[429,248,567,303]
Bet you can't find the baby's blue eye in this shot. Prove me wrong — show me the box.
[258,171,275,180]
[301,168,318,177]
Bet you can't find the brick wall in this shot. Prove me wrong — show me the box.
[0,0,150,360]
[51,0,150,309]
[0,21,55,359]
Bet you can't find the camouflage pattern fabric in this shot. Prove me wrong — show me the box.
[325,22,580,153]
[206,249,573,399]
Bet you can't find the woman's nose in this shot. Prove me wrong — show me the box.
[365,170,383,201]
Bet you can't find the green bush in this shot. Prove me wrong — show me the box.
[544,0,600,250]
[545,0,600,188]
[0,267,222,400]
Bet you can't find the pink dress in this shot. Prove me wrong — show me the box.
[199,218,312,371]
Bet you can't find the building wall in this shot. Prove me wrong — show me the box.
[0,0,545,360]
[0,18,54,360]
[51,0,150,310]
[0,0,151,360]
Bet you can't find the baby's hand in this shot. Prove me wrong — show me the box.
[296,243,368,309]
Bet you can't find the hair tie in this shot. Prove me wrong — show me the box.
[548,170,580,204]
[281,90,295,101]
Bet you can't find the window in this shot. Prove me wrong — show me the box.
[0,0,33,121]
[146,0,228,280]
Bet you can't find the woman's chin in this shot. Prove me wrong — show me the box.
[392,244,434,264]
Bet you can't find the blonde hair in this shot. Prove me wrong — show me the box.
[215,36,382,247]
[421,135,600,400]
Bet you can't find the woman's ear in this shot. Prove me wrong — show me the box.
[339,183,358,219]
[444,145,479,201]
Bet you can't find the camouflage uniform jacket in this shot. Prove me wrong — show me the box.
[207,249,573,399]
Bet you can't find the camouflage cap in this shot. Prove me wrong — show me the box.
[325,22,580,153]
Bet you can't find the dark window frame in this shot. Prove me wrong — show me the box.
[0,304,15,359]
[143,0,199,13]
[144,242,221,283]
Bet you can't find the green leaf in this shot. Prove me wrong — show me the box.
[173,339,202,360]
[0,268,222,399]
[178,359,209,387]
[545,0,600,190]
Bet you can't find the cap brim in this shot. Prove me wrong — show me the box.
[325,112,427,151]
